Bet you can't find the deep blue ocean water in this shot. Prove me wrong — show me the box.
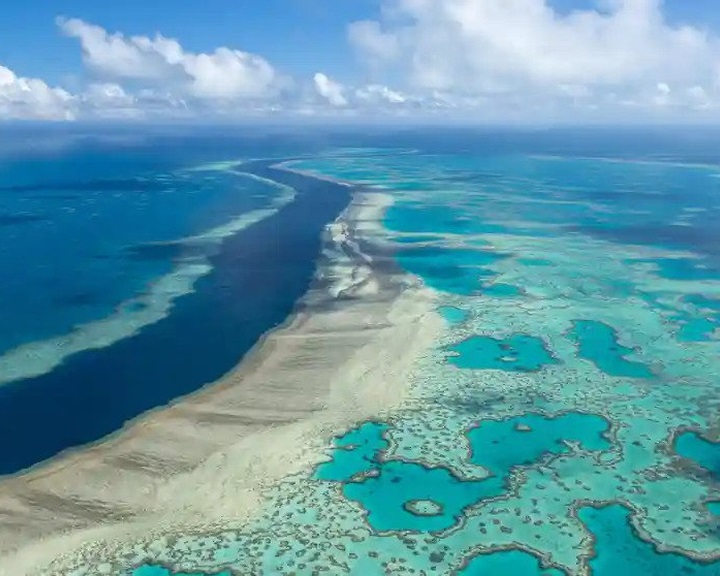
[0,128,350,474]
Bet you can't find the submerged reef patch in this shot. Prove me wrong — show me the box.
[567,320,654,378]
[458,549,567,575]
[314,412,611,534]
[447,334,559,372]
[467,413,612,475]
[674,431,720,479]
[438,306,470,325]
[579,504,720,574]
[131,565,232,576]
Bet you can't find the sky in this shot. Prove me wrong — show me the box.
[2,0,720,123]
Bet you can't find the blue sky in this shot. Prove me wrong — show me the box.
[2,0,717,83]
[2,0,720,122]
[1,0,379,84]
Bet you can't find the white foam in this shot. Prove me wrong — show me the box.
[0,170,296,386]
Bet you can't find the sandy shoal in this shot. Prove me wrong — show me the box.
[0,185,442,576]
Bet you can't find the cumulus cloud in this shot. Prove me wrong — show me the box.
[57,17,280,100]
[356,84,406,104]
[79,83,190,119]
[348,20,401,63]
[0,65,75,120]
[309,72,417,114]
[349,0,720,117]
[6,4,720,123]
[313,72,348,106]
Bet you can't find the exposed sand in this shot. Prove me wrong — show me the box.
[0,183,442,575]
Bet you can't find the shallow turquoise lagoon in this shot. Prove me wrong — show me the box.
[481,282,523,298]
[466,413,611,475]
[396,245,508,296]
[675,432,720,478]
[518,258,554,267]
[131,566,231,576]
[316,422,502,532]
[641,291,720,342]
[315,413,610,534]
[438,306,470,325]
[651,258,720,282]
[447,334,558,372]
[679,318,720,342]
[708,502,720,516]
[344,459,504,532]
[580,505,720,575]
[314,421,390,482]
[385,204,489,236]
[567,320,654,378]
[385,203,554,240]
[678,294,720,342]
[392,235,441,244]
[686,294,720,312]
[459,550,565,575]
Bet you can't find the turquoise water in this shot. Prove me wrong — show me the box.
[438,306,470,325]
[518,258,554,267]
[580,505,720,575]
[448,334,559,372]
[466,413,611,474]
[568,320,654,378]
[679,318,719,342]
[314,421,390,482]
[459,550,565,575]
[343,459,503,532]
[396,246,508,296]
[132,566,231,576]
[652,258,720,282]
[50,134,720,575]
[482,282,523,297]
[678,294,720,342]
[675,432,720,478]
[639,291,720,343]
[313,412,609,533]
[392,235,440,244]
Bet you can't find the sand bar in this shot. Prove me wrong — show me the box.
[0,173,442,576]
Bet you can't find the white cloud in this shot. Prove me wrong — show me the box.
[654,82,671,106]
[687,85,711,109]
[57,17,280,101]
[313,73,348,106]
[80,83,185,119]
[6,4,720,123]
[183,49,277,99]
[0,65,75,120]
[348,20,401,63]
[349,0,720,118]
[356,84,406,104]
[309,73,417,114]
[84,82,134,107]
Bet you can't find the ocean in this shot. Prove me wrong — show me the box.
[2,126,720,575]
[0,127,348,473]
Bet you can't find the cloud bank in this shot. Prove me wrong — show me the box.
[0,66,75,120]
[57,17,281,101]
[348,0,720,120]
[313,73,348,107]
[3,3,720,122]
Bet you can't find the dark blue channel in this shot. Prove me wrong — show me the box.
[0,161,350,475]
